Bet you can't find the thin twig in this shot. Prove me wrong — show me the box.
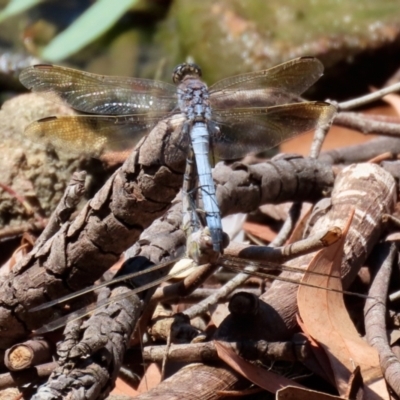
[367,152,395,164]
[269,202,302,247]
[309,120,335,159]
[0,220,47,240]
[0,361,58,390]
[183,264,259,319]
[150,263,219,305]
[319,137,400,166]
[338,81,400,110]
[223,226,341,262]
[334,112,400,138]
[142,340,304,364]
[364,243,399,395]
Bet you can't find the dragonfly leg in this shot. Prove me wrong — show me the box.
[186,227,220,265]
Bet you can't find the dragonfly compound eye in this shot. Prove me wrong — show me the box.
[172,63,202,83]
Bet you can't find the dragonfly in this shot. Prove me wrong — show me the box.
[20,57,337,254]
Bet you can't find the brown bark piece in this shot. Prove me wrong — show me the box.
[0,116,186,349]
[33,203,187,399]
[131,363,244,400]
[215,155,334,216]
[33,285,142,399]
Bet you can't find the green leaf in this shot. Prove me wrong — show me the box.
[41,0,138,62]
[0,0,44,23]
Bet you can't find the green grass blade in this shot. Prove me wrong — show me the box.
[41,0,138,62]
[0,0,44,23]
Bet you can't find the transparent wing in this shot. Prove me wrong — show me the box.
[30,258,182,312]
[209,57,323,109]
[20,64,178,115]
[25,113,168,158]
[211,102,337,160]
[210,57,323,92]
[32,253,365,334]
[33,260,194,334]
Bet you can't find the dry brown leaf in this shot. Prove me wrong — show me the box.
[209,303,230,328]
[277,385,344,399]
[137,363,162,394]
[112,377,140,397]
[382,93,400,116]
[259,203,293,221]
[214,340,305,393]
[297,210,389,399]
[389,329,400,346]
[242,220,277,242]
[385,232,400,242]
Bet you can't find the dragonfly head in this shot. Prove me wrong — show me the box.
[172,63,202,84]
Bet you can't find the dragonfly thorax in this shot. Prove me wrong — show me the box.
[177,83,211,122]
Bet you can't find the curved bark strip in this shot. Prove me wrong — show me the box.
[364,243,400,396]
[256,163,396,340]
[0,115,187,349]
